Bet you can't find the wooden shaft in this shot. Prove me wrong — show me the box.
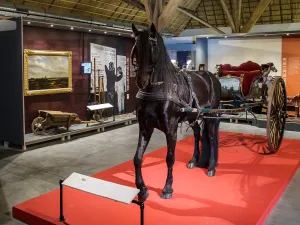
[101,76,105,103]
[93,58,96,103]
[98,70,101,104]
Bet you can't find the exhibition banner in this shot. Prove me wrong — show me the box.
[116,55,126,113]
[90,43,116,92]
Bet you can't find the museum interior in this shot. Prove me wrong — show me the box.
[1,0,300,224]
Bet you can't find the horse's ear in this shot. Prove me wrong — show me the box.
[150,23,157,34]
[132,24,139,36]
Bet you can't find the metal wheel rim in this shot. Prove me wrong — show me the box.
[266,78,287,153]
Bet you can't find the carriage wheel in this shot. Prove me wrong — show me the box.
[31,117,45,135]
[266,77,287,153]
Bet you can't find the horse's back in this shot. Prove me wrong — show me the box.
[185,70,221,108]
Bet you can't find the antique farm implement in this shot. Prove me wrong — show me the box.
[181,61,288,154]
[31,110,93,134]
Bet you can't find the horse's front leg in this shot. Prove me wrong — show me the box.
[161,125,178,199]
[134,124,154,202]
[187,123,201,168]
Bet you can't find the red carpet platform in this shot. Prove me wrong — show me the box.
[13,131,300,225]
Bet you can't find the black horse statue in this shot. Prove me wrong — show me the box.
[131,23,221,202]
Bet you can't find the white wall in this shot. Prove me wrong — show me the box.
[195,38,207,69]
[207,37,282,75]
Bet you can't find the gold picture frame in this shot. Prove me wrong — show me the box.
[24,49,72,96]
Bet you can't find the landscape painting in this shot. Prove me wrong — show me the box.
[24,50,72,96]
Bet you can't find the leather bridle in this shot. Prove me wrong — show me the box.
[130,34,160,84]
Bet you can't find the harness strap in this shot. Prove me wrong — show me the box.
[136,91,191,108]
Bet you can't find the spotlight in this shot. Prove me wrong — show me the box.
[265,35,267,36]
[287,33,290,36]
[118,33,121,35]
[206,37,209,39]
[71,27,74,30]
[50,24,53,27]
[225,36,227,38]
[104,31,107,34]
[27,21,30,24]
[131,34,134,37]
[89,29,91,32]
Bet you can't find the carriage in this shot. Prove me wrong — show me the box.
[182,60,287,154]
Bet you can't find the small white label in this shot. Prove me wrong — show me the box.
[127,94,129,99]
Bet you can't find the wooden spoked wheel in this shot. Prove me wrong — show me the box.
[266,77,287,153]
[31,117,45,135]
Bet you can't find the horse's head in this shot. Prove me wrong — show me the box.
[131,23,161,89]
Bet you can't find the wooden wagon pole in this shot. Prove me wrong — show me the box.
[93,57,96,103]
[101,76,105,103]
[98,70,101,104]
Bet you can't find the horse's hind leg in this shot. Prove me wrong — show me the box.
[197,119,210,168]
[187,123,201,169]
[161,124,178,199]
[134,124,154,202]
[206,118,220,177]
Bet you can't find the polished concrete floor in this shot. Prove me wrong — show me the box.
[0,122,300,225]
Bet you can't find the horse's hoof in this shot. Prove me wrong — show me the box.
[187,157,197,169]
[187,162,196,169]
[138,190,149,202]
[160,192,173,199]
[207,169,216,177]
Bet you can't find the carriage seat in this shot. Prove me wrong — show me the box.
[219,61,262,96]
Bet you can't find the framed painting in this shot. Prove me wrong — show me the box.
[24,49,72,96]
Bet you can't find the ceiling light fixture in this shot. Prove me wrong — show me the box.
[71,27,74,30]
[225,36,227,38]
[27,21,31,24]
[50,24,53,27]
[118,33,121,35]
[104,31,107,34]
[89,29,91,32]
[287,33,290,36]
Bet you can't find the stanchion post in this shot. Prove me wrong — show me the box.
[132,200,144,225]
[58,179,66,222]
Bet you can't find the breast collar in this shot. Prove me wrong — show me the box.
[136,71,194,109]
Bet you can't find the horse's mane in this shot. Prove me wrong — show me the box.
[136,28,189,100]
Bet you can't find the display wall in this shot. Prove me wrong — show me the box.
[0,18,24,146]
[207,37,282,75]
[23,26,136,133]
[282,37,300,97]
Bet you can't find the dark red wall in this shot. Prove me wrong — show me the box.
[23,26,137,133]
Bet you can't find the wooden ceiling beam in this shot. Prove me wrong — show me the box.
[153,0,162,27]
[240,0,272,33]
[219,0,236,33]
[120,0,145,11]
[157,0,184,32]
[177,7,225,34]
[143,0,153,25]
[232,0,242,32]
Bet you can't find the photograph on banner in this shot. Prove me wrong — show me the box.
[116,55,126,114]
[90,43,116,94]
